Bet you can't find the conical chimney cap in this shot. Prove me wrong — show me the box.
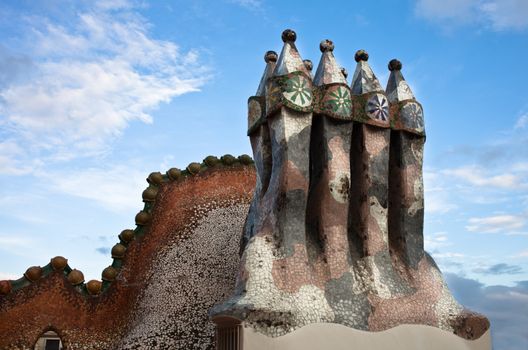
[386,59,415,103]
[350,49,383,95]
[313,39,347,86]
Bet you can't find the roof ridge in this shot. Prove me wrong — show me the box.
[0,154,254,298]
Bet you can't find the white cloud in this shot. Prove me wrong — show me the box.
[445,274,528,350]
[424,231,451,250]
[0,235,31,248]
[0,139,41,175]
[443,166,526,189]
[227,0,262,10]
[0,3,209,172]
[424,170,458,214]
[95,0,138,11]
[159,154,176,172]
[425,190,458,214]
[480,0,528,31]
[0,272,18,280]
[0,194,53,225]
[415,0,528,31]
[432,252,465,259]
[515,114,528,129]
[466,214,527,233]
[506,232,528,236]
[473,263,524,275]
[42,165,148,213]
[415,0,480,23]
[0,45,33,88]
[515,250,528,258]
[512,162,528,172]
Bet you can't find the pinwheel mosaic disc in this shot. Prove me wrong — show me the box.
[401,102,424,133]
[365,93,389,122]
[324,85,352,118]
[283,74,312,108]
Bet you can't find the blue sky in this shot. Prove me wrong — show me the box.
[0,0,527,348]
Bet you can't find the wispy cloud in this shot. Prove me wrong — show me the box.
[94,0,138,11]
[424,171,458,214]
[227,0,262,10]
[0,272,18,280]
[473,263,524,275]
[446,273,528,349]
[415,0,481,25]
[514,250,528,258]
[466,214,527,233]
[515,113,528,129]
[41,164,148,213]
[442,166,526,189]
[0,235,31,248]
[432,252,465,259]
[415,0,528,31]
[480,0,528,31]
[0,140,41,175]
[424,231,451,251]
[0,2,209,174]
[96,247,110,255]
[0,45,33,89]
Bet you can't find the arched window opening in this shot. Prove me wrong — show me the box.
[34,330,63,350]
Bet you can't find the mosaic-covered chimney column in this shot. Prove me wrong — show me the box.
[241,51,277,254]
[386,59,426,269]
[261,29,313,261]
[212,30,336,332]
[349,50,406,296]
[307,39,353,278]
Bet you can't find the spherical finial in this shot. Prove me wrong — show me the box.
[303,59,313,72]
[147,172,163,185]
[388,59,402,71]
[86,280,102,295]
[24,266,42,282]
[102,266,118,282]
[204,155,219,167]
[0,280,11,295]
[135,211,151,225]
[354,49,369,62]
[341,67,348,79]
[264,50,278,63]
[319,39,334,53]
[119,229,135,243]
[67,269,85,285]
[51,256,68,270]
[281,29,296,43]
[142,186,158,202]
[167,168,181,181]
[186,162,202,175]
[111,243,126,259]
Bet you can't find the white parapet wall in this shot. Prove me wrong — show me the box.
[243,323,491,350]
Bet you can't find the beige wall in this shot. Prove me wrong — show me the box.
[243,323,491,350]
